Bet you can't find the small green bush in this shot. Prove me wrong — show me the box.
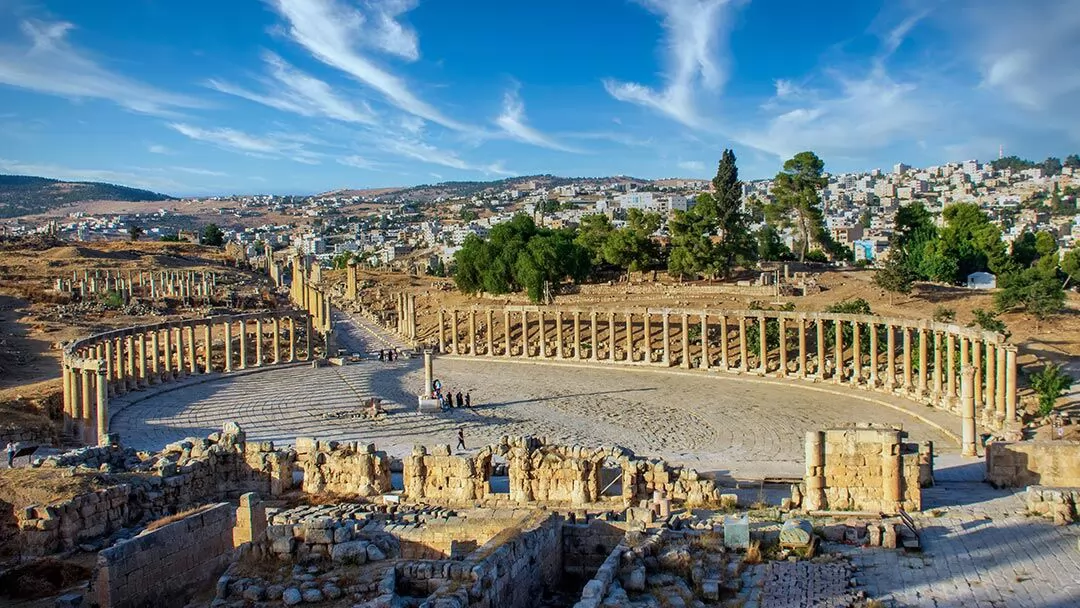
[1029,362,1073,417]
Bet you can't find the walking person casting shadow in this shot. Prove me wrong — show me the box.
[456,427,466,452]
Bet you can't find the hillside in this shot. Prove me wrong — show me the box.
[0,174,174,218]
[385,174,650,202]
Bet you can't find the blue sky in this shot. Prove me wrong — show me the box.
[0,0,1077,195]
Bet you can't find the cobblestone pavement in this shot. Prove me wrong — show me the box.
[111,312,961,480]
[838,483,1080,607]
[743,560,858,608]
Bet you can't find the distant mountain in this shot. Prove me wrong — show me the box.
[378,174,651,203]
[0,174,175,218]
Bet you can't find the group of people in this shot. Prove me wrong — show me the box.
[377,349,397,362]
[430,379,472,411]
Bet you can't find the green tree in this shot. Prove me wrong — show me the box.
[873,252,914,303]
[602,209,660,280]
[969,308,1008,336]
[127,223,144,242]
[919,203,1010,283]
[753,225,791,261]
[1061,248,1080,288]
[991,155,1035,172]
[201,223,225,247]
[574,214,614,265]
[1011,231,1039,268]
[1029,363,1073,417]
[767,151,829,262]
[159,233,182,242]
[996,265,1066,328]
[1041,157,1063,178]
[711,149,754,274]
[1064,154,1080,169]
[667,193,716,279]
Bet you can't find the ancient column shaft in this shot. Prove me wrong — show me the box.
[961,367,977,457]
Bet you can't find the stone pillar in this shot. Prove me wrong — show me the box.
[644,313,653,363]
[918,329,928,397]
[959,337,970,388]
[503,310,512,358]
[469,309,478,356]
[125,335,135,391]
[255,319,263,367]
[739,317,748,372]
[850,321,860,383]
[626,313,635,363]
[81,368,93,442]
[423,349,434,398]
[112,338,124,394]
[700,312,709,369]
[238,319,248,369]
[61,364,73,432]
[869,322,879,387]
[946,333,957,405]
[984,342,996,418]
[797,317,807,378]
[815,318,825,378]
[756,315,767,374]
[272,318,281,364]
[301,316,308,360]
[1005,346,1017,423]
[204,323,213,373]
[437,309,446,354]
[487,310,495,357]
[552,311,563,359]
[902,327,912,391]
[186,325,196,374]
[609,311,617,362]
[932,331,943,401]
[961,367,977,457]
[449,310,459,355]
[833,319,843,384]
[590,311,599,362]
[538,310,548,358]
[881,431,903,510]
[573,312,582,360]
[150,330,160,383]
[95,365,109,446]
[972,337,982,408]
[995,344,1006,416]
[662,312,671,366]
[521,310,530,358]
[681,313,691,369]
[720,315,729,370]
[223,320,233,373]
[804,431,826,511]
[885,325,895,389]
[777,317,787,375]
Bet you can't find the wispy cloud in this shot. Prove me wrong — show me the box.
[337,155,380,170]
[167,123,321,164]
[677,160,705,172]
[603,0,736,129]
[267,0,468,130]
[0,20,202,116]
[148,144,172,155]
[171,166,228,177]
[380,136,512,175]
[494,86,581,152]
[207,52,377,125]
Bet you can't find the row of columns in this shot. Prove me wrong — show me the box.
[436,308,1018,428]
[57,270,217,300]
[61,314,312,446]
[395,292,417,341]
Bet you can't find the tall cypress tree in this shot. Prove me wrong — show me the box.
[713,149,753,275]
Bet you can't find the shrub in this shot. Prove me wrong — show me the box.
[1029,363,1073,417]
[932,306,956,323]
[969,308,1009,337]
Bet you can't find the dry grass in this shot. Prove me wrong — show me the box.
[144,505,212,532]
[742,540,762,565]
[0,468,119,511]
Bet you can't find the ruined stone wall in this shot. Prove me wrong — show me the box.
[1024,486,1079,525]
[986,441,1080,488]
[14,486,133,556]
[294,438,392,497]
[800,425,925,513]
[404,445,488,502]
[89,503,236,608]
[562,519,631,580]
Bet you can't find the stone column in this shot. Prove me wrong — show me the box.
[984,341,996,418]
[81,368,93,442]
[300,317,307,360]
[881,431,903,509]
[95,365,109,446]
[61,364,73,432]
[272,318,281,364]
[946,334,957,404]
[833,319,843,384]
[238,319,247,369]
[662,312,671,366]
[438,309,446,354]
[223,320,233,373]
[797,317,807,378]
[538,310,548,358]
[760,317,768,373]
[681,313,691,369]
[554,311,564,359]
[1005,346,1017,422]
[204,323,213,373]
[590,311,599,361]
[739,316,748,372]
[136,333,147,388]
[626,312,635,363]
[918,329,928,397]
[150,330,160,383]
[815,318,825,378]
[932,332,943,401]
[573,312,582,359]
[609,311,617,362]
[902,327,912,391]
[995,344,1006,416]
[972,337,983,408]
[700,312,709,370]
[959,337,970,381]
[423,349,434,398]
[186,326,196,374]
[504,310,513,358]
[469,309,478,355]
[255,319,264,367]
[487,310,495,357]
[885,325,895,389]
[720,315,729,370]
[867,323,879,386]
[125,335,136,391]
[112,338,124,394]
[777,317,787,375]
[961,367,977,457]
[850,321,860,383]
[804,431,826,511]
[521,310,530,358]
[447,310,458,355]
[644,312,653,363]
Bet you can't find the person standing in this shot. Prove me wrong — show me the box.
[5,441,15,468]
[464,392,471,408]
[456,428,466,451]
[455,391,464,408]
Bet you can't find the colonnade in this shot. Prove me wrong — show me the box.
[61,311,315,446]
[56,269,218,301]
[289,256,333,336]
[436,306,1018,440]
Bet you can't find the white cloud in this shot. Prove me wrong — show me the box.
[604,0,735,128]
[148,144,172,155]
[494,86,581,152]
[677,160,705,172]
[167,123,321,164]
[267,0,468,130]
[337,155,379,170]
[380,136,512,175]
[207,52,376,125]
[0,20,202,116]
[171,166,228,177]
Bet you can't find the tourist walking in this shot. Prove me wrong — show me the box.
[465,392,471,408]
[456,428,466,451]
[455,391,464,408]
[5,441,15,468]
